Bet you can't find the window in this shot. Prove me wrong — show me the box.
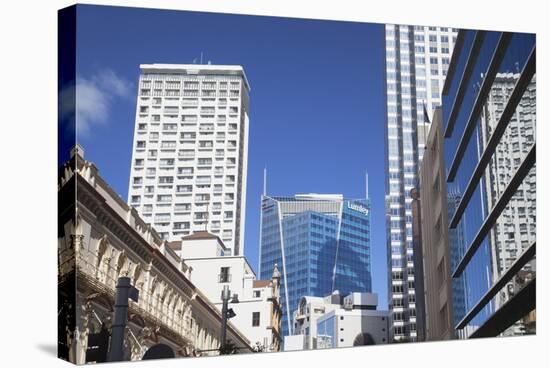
[253,290,261,298]
[161,141,176,149]
[219,267,231,283]
[252,312,260,327]
[157,194,172,203]
[159,158,174,166]
[158,176,174,184]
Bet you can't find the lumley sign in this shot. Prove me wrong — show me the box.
[347,202,369,215]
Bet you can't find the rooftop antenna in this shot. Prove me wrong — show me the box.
[365,171,369,199]
[263,167,267,196]
[200,51,203,64]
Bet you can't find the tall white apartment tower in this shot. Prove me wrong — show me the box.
[482,72,536,335]
[384,25,458,341]
[128,64,251,256]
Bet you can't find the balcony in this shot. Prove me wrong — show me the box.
[181,101,198,107]
[72,248,194,345]
[179,152,195,159]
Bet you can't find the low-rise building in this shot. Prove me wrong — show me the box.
[169,233,282,352]
[316,293,390,348]
[292,293,342,349]
[289,292,389,350]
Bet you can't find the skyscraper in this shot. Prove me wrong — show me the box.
[481,72,536,333]
[384,24,458,341]
[127,64,250,255]
[259,194,372,338]
[471,71,535,337]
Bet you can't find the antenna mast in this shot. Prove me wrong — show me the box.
[263,167,267,196]
[365,171,369,199]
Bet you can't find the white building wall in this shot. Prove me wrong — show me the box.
[283,335,306,351]
[317,309,390,348]
[178,237,226,258]
[184,256,253,304]
[181,249,277,351]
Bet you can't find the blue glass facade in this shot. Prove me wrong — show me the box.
[259,196,372,337]
[442,30,536,336]
[447,192,468,329]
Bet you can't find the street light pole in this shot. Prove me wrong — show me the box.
[219,285,239,354]
[219,285,230,352]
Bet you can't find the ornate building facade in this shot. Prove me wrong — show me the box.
[58,146,252,364]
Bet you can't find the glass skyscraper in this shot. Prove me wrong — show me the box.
[442,30,536,337]
[258,194,372,338]
[384,24,458,341]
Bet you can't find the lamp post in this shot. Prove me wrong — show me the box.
[219,285,239,354]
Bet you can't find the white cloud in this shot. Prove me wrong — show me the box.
[74,68,133,137]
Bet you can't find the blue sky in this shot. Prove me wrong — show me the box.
[75,4,388,308]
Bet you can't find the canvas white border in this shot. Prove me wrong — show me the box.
[0,0,546,367]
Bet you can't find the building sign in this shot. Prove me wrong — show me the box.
[347,202,369,216]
